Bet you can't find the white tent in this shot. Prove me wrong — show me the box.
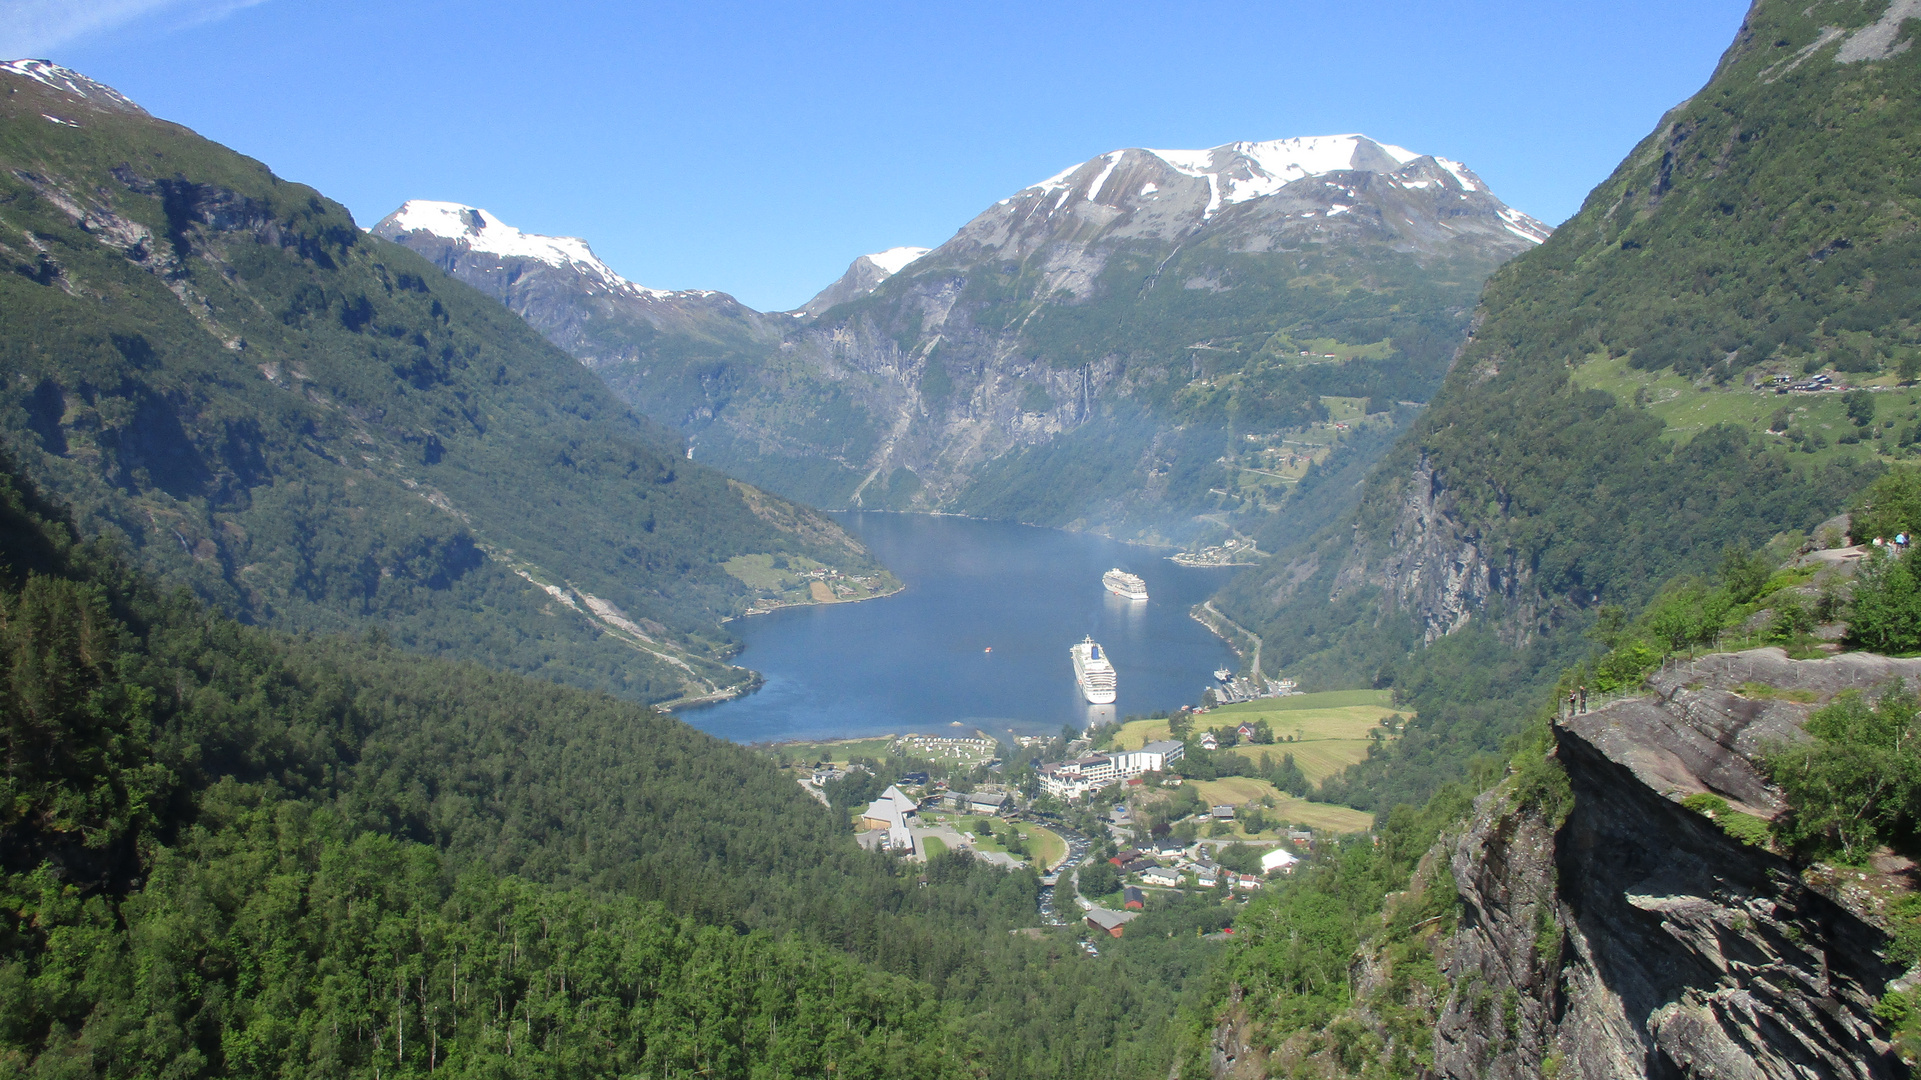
[1261,848,1300,873]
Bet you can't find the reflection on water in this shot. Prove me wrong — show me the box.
[682,512,1238,746]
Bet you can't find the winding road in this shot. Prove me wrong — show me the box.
[1199,601,1263,677]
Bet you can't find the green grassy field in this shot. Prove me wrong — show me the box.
[1570,352,1921,466]
[757,735,896,763]
[1111,690,1403,784]
[920,836,948,860]
[1186,777,1375,834]
[1026,825,1067,870]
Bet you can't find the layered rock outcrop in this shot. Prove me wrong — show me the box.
[1434,648,1914,1079]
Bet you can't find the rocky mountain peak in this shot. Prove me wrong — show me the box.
[796,245,931,316]
[921,134,1548,274]
[1,59,147,117]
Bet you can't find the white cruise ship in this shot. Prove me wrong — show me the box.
[1102,568,1148,601]
[1071,636,1118,704]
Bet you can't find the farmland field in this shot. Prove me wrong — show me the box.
[1186,777,1375,834]
[1111,690,1405,784]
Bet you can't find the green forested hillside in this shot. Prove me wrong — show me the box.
[1215,0,1921,810]
[0,453,1225,1077]
[0,67,890,706]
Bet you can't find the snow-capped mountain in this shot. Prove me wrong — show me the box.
[1,59,146,117]
[926,134,1548,283]
[376,200,684,300]
[381,135,1551,538]
[372,200,774,369]
[798,246,931,316]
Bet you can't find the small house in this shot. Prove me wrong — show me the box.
[1141,866,1180,887]
[1121,858,1155,875]
[1199,731,1219,751]
[1236,722,1257,739]
[1261,848,1300,874]
[1123,886,1145,910]
[1210,804,1236,819]
[1110,848,1143,867]
[968,791,1010,815]
[1085,908,1138,938]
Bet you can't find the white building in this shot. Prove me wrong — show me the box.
[1141,866,1181,887]
[1261,847,1300,874]
[1039,740,1187,800]
[860,785,919,852]
[1037,754,1115,799]
[1109,739,1185,776]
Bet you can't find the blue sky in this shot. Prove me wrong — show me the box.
[11,0,1749,311]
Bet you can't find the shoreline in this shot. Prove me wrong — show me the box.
[722,580,906,623]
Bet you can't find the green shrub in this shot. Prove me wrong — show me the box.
[1846,550,1921,654]
[1762,684,1921,861]
[1851,468,1921,544]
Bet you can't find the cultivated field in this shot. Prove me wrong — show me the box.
[1186,777,1375,834]
[1111,689,1405,784]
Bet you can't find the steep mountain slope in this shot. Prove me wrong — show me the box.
[1214,0,1918,800]
[0,454,985,1076]
[384,136,1547,541]
[0,60,893,707]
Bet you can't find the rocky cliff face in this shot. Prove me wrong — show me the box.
[1433,647,1913,1079]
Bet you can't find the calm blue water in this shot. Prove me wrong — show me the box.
[682,512,1239,745]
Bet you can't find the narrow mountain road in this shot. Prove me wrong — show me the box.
[1199,601,1262,677]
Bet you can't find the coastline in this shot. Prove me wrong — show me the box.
[724,579,906,622]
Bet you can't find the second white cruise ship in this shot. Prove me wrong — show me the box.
[1102,568,1148,601]
[1071,636,1118,704]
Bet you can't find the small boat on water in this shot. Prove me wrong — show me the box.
[1214,668,1232,682]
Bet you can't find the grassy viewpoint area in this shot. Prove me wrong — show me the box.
[1112,689,1407,785]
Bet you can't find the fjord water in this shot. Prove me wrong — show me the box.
[683,513,1239,745]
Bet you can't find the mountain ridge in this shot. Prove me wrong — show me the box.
[0,60,894,707]
[384,133,1549,542]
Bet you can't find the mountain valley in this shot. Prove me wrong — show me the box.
[9,1,1921,1076]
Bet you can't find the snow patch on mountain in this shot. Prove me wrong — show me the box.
[865,247,929,275]
[1,59,145,115]
[1022,135,1435,220]
[380,200,693,299]
[1497,206,1550,245]
[1434,157,1482,192]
